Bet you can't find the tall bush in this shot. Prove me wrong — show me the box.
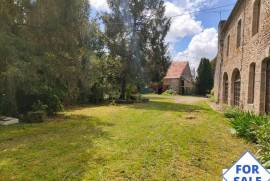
[224,108,270,168]
[224,107,242,119]
[229,112,266,143]
[256,120,270,168]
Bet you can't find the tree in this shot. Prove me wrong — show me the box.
[0,0,99,116]
[195,58,214,95]
[102,0,145,99]
[0,0,171,117]
[102,0,171,99]
[145,0,171,85]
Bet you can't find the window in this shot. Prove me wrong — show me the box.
[231,69,241,107]
[237,20,242,48]
[223,73,229,104]
[252,0,261,36]
[261,58,270,114]
[248,63,256,104]
[227,35,230,56]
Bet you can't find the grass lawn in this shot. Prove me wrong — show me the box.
[0,95,254,181]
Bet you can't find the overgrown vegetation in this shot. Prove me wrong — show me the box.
[0,0,171,118]
[224,107,242,119]
[256,121,270,168]
[162,89,177,96]
[224,108,270,168]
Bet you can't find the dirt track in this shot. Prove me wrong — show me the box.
[174,96,207,104]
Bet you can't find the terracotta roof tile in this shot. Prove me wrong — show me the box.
[164,61,188,79]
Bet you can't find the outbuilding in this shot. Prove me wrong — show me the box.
[163,61,194,95]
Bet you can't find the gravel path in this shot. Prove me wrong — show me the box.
[174,96,207,104]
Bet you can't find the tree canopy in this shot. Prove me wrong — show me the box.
[0,0,171,117]
[102,0,171,98]
[195,58,214,96]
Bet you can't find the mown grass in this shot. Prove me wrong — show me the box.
[0,95,254,180]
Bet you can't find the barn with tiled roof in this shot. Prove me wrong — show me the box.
[163,61,194,95]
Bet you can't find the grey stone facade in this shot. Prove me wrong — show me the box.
[214,0,270,114]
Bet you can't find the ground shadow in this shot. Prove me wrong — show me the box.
[129,100,209,113]
[0,114,116,180]
[58,114,115,127]
[65,103,112,112]
[0,114,114,144]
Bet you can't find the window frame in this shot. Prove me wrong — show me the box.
[247,63,256,104]
[236,19,242,48]
[227,35,230,57]
[252,0,261,36]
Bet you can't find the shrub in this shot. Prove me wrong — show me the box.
[115,99,134,104]
[0,94,17,116]
[25,111,46,123]
[141,97,150,103]
[32,100,48,112]
[115,94,149,104]
[230,112,266,143]
[130,94,141,101]
[89,84,104,104]
[45,94,63,115]
[162,89,176,96]
[256,119,270,168]
[126,85,138,100]
[225,109,270,168]
[224,107,242,119]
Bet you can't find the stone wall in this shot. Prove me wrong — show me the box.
[164,78,180,93]
[214,0,270,114]
[164,63,194,95]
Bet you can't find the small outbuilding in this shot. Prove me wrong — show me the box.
[163,61,194,95]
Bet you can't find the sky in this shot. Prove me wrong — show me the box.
[89,0,237,68]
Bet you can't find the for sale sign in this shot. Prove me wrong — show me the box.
[223,151,270,181]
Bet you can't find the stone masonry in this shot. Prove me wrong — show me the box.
[214,0,270,114]
[163,61,194,95]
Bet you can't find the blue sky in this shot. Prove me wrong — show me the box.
[89,0,237,68]
[172,0,236,52]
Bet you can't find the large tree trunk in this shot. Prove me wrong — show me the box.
[120,76,126,100]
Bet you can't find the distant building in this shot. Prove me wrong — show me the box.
[163,61,194,95]
[214,0,270,114]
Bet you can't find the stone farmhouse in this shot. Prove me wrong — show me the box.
[163,61,194,95]
[214,0,270,114]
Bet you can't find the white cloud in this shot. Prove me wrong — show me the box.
[174,28,218,68]
[171,0,218,10]
[165,0,219,68]
[89,0,219,69]
[165,2,202,42]
[186,0,216,9]
[89,0,110,12]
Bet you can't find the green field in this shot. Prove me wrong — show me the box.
[0,95,254,181]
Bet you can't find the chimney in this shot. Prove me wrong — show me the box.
[218,20,227,57]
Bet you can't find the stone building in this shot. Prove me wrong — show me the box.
[214,0,270,114]
[163,61,194,95]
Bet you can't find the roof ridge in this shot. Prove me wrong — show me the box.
[171,61,188,63]
[164,61,189,79]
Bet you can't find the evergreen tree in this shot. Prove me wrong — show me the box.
[0,0,97,116]
[0,0,171,116]
[102,0,170,99]
[195,58,214,95]
[145,0,171,85]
